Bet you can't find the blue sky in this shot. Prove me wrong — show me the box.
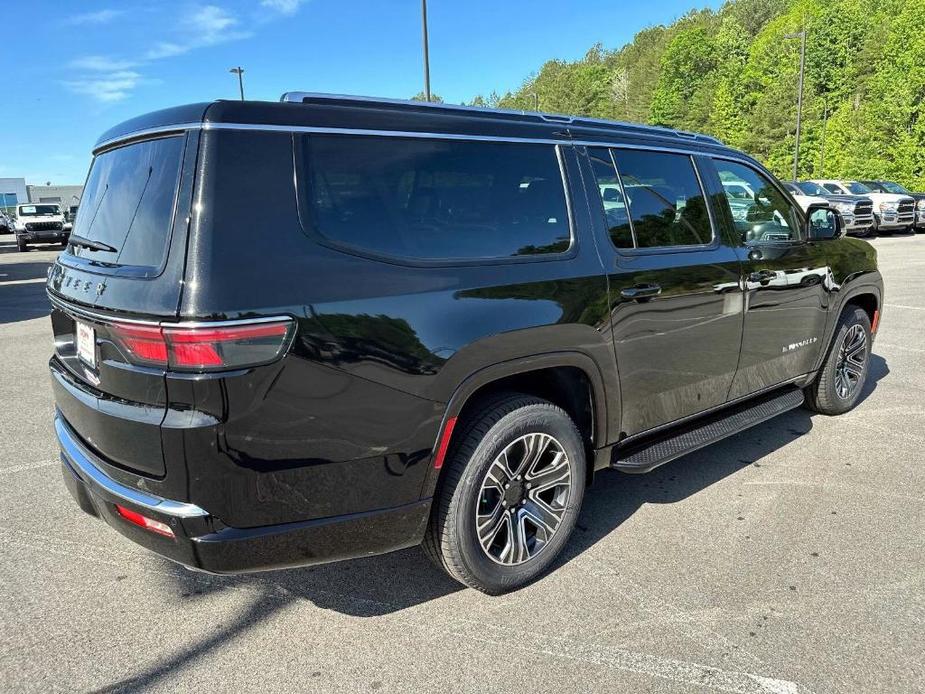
[0,0,720,185]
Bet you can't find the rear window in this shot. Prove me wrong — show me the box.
[67,135,184,272]
[300,135,571,261]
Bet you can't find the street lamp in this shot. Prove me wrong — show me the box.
[784,30,806,181]
[421,0,431,102]
[229,66,245,101]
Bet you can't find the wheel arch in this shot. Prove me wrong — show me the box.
[814,278,882,373]
[419,351,614,499]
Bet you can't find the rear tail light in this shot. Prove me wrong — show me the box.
[115,504,175,538]
[110,319,294,371]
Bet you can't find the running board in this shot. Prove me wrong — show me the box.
[612,387,805,474]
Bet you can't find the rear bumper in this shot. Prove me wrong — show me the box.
[56,414,431,573]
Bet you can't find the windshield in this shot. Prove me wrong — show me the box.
[796,181,828,196]
[879,181,910,194]
[847,182,873,194]
[19,204,59,216]
[68,135,184,270]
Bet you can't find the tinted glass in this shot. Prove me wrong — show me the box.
[587,147,633,248]
[847,182,872,194]
[611,149,712,248]
[302,135,571,260]
[68,135,184,269]
[823,183,842,194]
[19,204,59,216]
[797,181,828,196]
[715,160,801,244]
[879,181,910,194]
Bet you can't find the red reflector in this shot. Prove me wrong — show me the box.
[433,416,457,470]
[115,505,175,538]
[871,309,880,334]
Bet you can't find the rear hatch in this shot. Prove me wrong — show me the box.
[48,128,199,479]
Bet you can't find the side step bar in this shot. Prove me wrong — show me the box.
[612,387,805,474]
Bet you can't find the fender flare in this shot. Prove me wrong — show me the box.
[814,277,883,372]
[419,350,614,499]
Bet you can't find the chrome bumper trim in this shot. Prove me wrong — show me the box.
[55,414,208,518]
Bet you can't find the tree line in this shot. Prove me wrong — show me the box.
[455,0,923,188]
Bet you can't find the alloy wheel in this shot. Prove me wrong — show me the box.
[834,323,868,400]
[475,433,572,566]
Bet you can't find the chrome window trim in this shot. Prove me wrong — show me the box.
[94,123,202,153]
[94,121,734,160]
[56,415,209,518]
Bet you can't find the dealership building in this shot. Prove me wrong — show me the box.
[27,184,84,207]
[0,178,83,214]
[0,177,28,214]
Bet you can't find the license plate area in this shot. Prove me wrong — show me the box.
[76,320,96,368]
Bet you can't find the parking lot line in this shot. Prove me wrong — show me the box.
[1,460,58,474]
[444,619,803,694]
[884,303,925,311]
[0,277,47,286]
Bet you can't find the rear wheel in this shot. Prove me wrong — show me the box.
[424,393,586,594]
[805,306,871,415]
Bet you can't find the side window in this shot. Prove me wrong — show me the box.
[300,135,571,261]
[823,183,841,194]
[611,149,713,248]
[587,147,633,248]
[714,160,802,244]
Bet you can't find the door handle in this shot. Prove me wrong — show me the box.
[748,269,776,284]
[621,283,662,300]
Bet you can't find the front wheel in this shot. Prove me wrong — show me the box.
[805,306,871,415]
[424,393,586,594]
[17,238,27,252]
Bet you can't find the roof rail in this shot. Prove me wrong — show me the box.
[278,92,725,146]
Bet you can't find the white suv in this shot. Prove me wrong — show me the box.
[810,179,915,234]
[13,203,69,251]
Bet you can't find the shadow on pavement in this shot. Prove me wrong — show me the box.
[0,282,52,324]
[94,358,890,692]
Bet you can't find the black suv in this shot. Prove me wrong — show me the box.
[48,95,883,594]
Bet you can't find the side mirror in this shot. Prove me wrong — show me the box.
[806,203,843,240]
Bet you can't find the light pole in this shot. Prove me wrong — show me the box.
[819,97,829,176]
[785,30,806,181]
[421,0,431,102]
[229,66,245,101]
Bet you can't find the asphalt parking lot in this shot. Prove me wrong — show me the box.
[0,232,922,694]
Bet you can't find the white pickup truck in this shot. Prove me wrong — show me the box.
[810,179,915,234]
[13,203,69,251]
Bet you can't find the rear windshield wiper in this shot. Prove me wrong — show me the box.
[68,235,118,253]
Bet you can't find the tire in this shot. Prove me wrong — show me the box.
[805,306,871,415]
[17,239,27,252]
[873,215,891,236]
[424,392,586,594]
